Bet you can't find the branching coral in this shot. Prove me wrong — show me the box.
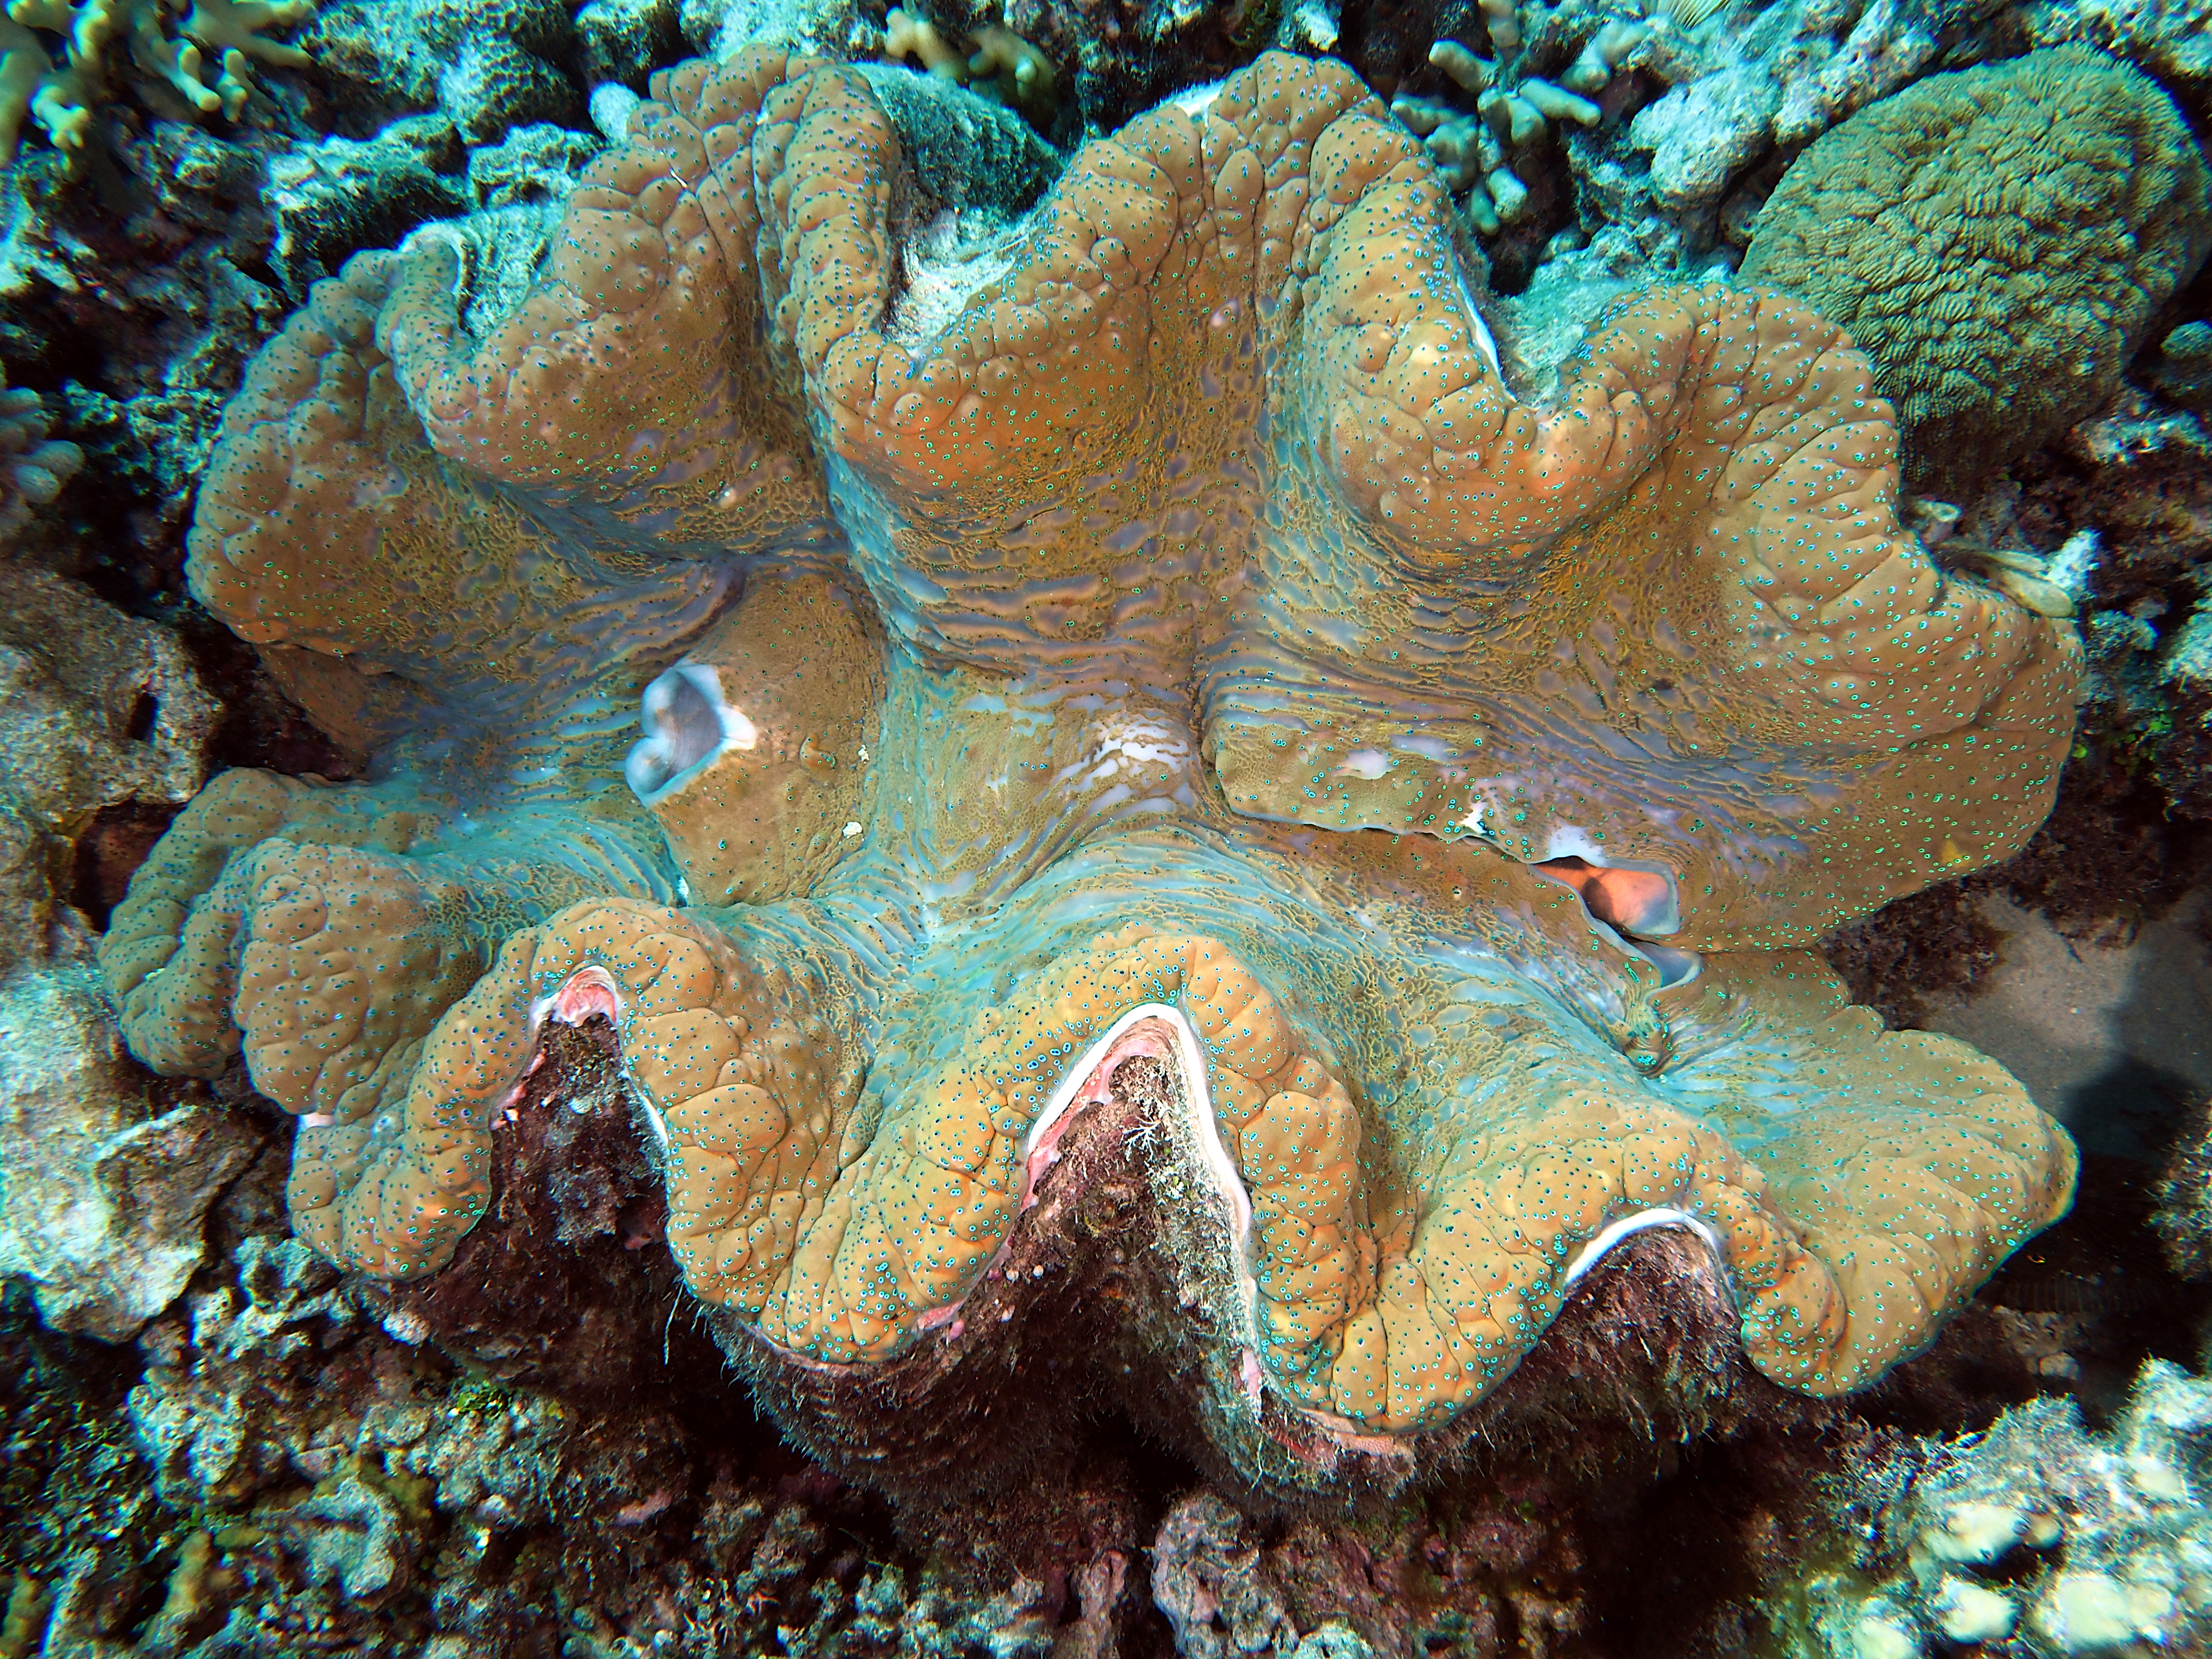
[881,5,1055,123]
[106,48,2082,1485]
[1742,46,2212,489]
[0,0,312,164]
[1394,11,1645,235]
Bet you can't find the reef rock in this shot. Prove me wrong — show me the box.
[0,565,216,866]
[2022,0,2212,109]
[0,966,257,1340]
[105,48,2083,1497]
[0,563,240,1342]
[1787,1359,2212,1656]
[305,0,584,142]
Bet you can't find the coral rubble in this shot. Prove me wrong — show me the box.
[1784,1360,2212,1656]
[91,42,2091,1504]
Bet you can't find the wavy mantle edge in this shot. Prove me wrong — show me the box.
[494,963,1750,1452]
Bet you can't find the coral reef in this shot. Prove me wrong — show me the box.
[1850,384,2212,880]
[1741,46,2212,490]
[0,1284,177,1659]
[8,0,2212,1640]
[0,369,80,542]
[1781,1359,2212,1655]
[8,127,290,566]
[2020,0,2212,110]
[93,42,2089,1503]
[1393,13,1642,238]
[1,1104,1147,1656]
[262,117,473,300]
[845,0,1307,146]
[576,0,684,95]
[0,0,313,165]
[2062,437,2212,825]
[1149,1482,1595,1656]
[0,560,250,1341]
[301,0,582,143]
[1659,0,2013,222]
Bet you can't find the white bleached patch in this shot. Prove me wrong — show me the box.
[885,208,1031,361]
[1071,713,1199,807]
[2046,528,2101,601]
[1455,266,1504,379]
[1172,79,1228,116]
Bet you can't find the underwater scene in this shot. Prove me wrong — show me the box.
[1,0,2210,1649]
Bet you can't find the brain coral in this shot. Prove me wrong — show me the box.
[104,47,2084,1487]
[1742,45,2212,490]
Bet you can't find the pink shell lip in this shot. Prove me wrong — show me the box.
[906,1006,1256,1342]
[1015,1006,1246,1229]
[1278,1412,1409,1462]
[490,965,651,1136]
[1018,1004,1252,1244]
[745,1002,1264,1373]
[1240,1348,1265,1405]
[529,963,624,1029]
